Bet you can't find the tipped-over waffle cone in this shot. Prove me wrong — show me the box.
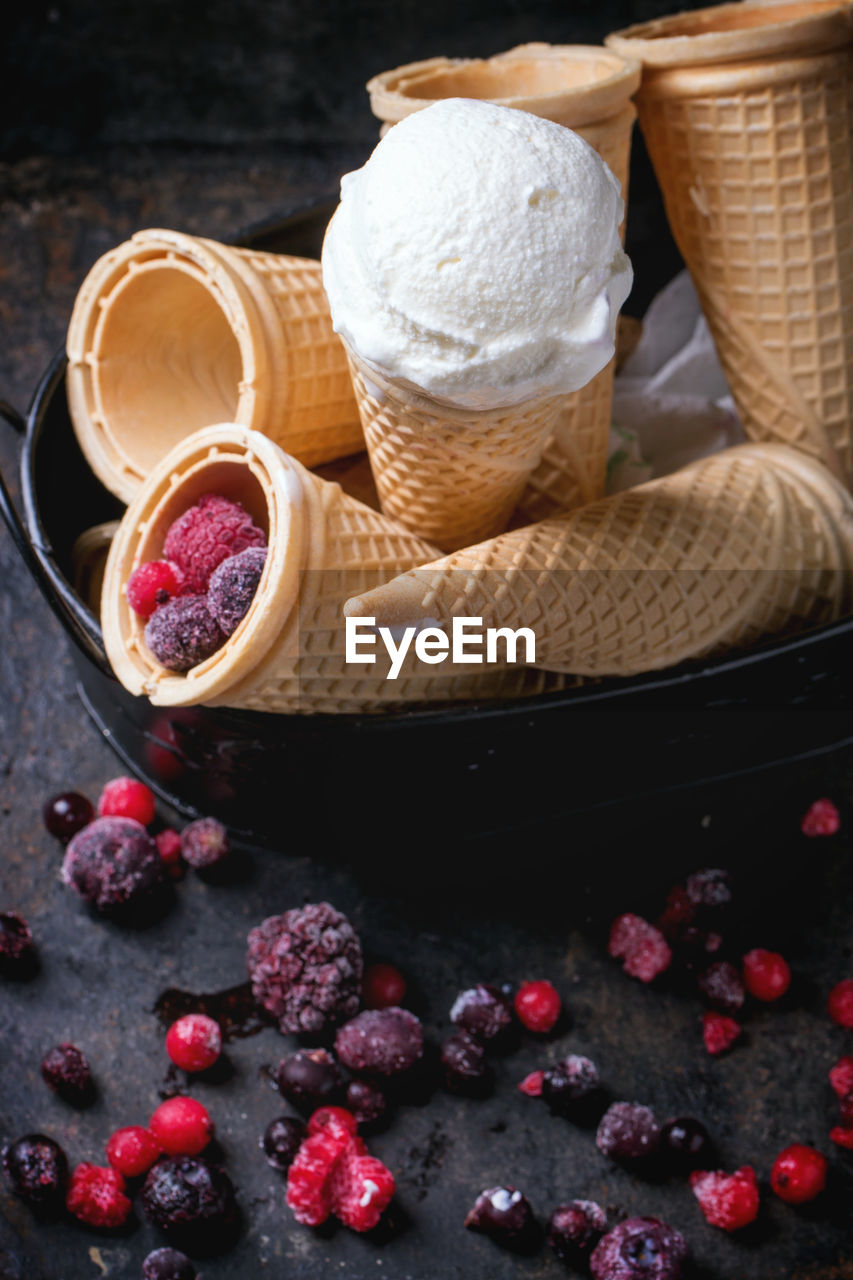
[345,444,853,677]
[67,230,363,503]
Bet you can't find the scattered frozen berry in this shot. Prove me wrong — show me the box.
[690,1166,759,1231]
[247,901,362,1035]
[518,1070,545,1097]
[66,1162,131,1229]
[702,1010,742,1056]
[164,493,266,594]
[450,983,514,1042]
[596,1102,661,1164]
[97,776,156,826]
[697,962,745,1014]
[166,1014,222,1073]
[464,1186,539,1252]
[657,886,696,939]
[541,1054,600,1117]
[306,1107,358,1140]
[155,829,183,867]
[285,1122,352,1226]
[141,1155,238,1248]
[43,791,94,842]
[277,1049,343,1110]
[2,1134,68,1210]
[142,1247,197,1280]
[590,1216,688,1280]
[106,1126,161,1178]
[330,1149,395,1232]
[261,1116,306,1173]
[685,868,732,911]
[62,817,163,916]
[0,911,36,976]
[345,1078,387,1128]
[514,980,561,1032]
[829,1056,853,1099]
[742,949,791,1002]
[335,1007,424,1076]
[206,546,266,636]
[180,817,230,871]
[828,979,853,1028]
[770,1144,827,1204]
[801,797,840,837]
[661,1117,712,1169]
[127,560,185,619]
[830,1125,853,1149]
[608,915,672,983]
[441,1030,491,1096]
[362,962,407,1010]
[145,595,224,671]
[548,1199,606,1266]
[149,1097,213,1157]
[839,1092,853,1127]
[40,1043,93,1106]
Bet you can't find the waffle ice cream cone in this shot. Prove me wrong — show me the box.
[67,230,363,503]
[71,521,120,613]
[345,444,853,678]
[607,0,853,487]
[366,43,641,522]
[101,424,563,713]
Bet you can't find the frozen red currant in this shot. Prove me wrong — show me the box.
[155,829,183,867]
[770,1144,827,1204]
[362,962,407,1010]
[97,776,156,826]
[127,560,185,619]
[149,1097,213,1156]
[801,797,840,836]
[165,1014,222,1073]
[514,980,561,1033]
[106,1126,161,1178]
[742,949,791,1002]
[828,979,853,1028]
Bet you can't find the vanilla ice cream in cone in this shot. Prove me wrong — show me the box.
[321,98,633,551]
[67,231,364,503]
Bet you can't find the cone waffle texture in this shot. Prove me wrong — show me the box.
[67,230,363,502]
[345,444,853,678]
[346,346,564,552]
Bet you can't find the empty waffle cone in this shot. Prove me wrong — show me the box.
[101,423,562,713]
[67,230,363,503]
[344,444,853,677]
[366,43,641,522]
[607,1,853,487]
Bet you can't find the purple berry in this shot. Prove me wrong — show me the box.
[40,1043,94,1106]
[440,1030,491,1096]
[180,817,230,871]
[590,1217,687,1280]
[276,1049,342,1110]
[0,911,36,976]
[541,1054,600,1116]
[145,595,224,671]
[686,868,732,911]
[261,1117,305,1173]
[345,1078,387,1127]
[697,961,745,1014]
[335,1007,424,1076]
[465,1186,539,1252]
[661,1116,711,1168]
[548,1199,607,1265]
[2,1134,68,1209]
[141,1156,238,1253]
[42,792,94,842]
[206,547,266,636]
[61,817,163,915]
[450,983,514,1042]
[596,1102,661,1163]
[142,1248,197,1280]
[247,901,362,1035]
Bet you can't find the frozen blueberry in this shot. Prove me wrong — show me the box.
[548,1199,607,1265]
[542,1054,601,1118]
[465,1186,539,1253]
[141,1156,239,1254]
[141,1248,197,1280]
[261,1117,306,1173]
[276,1049,342,1110]
[207,547,266,636]
[2,1134,68,1210]
[596,1102,661,1164]
[145,596,224,672]
[335,1007,424,1077]
[40,1043,94,1106]
[697,961,745,1015]
[61,817,163,916]
[450,983,514,1043]
[0,912,37,977]
[345,1078,387,1128]
[180,817,230,871]
[590,1217,687,1280]
[440,1030,492,1096]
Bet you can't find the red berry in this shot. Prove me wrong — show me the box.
[149,1096,213,1156]
[514,980,561,1033]
[286,1124,352,1226]
[829,979,853,1028]
[66,1162,131,1228]
[742,949,791,1002]
[43,791,94,842]
[165,1015,222,1073]
[330,1150,395,1231]
[518,1070,545,1097]
[362,962,407,1010]
[702,1011,742,1056]
[126,560,185,619]
[608,913,672,983]
[155,829,183,867]
[830,1125,853,1149]
[829,1056,853,1099]
[770,1144,827,1204]
[105,1126,161,1178]
[801,797,840,836]
[97,776,156,826]
[307,1107,359,1139]
[690,1166,759,1231]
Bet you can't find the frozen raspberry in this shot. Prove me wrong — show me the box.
[596,1102,661,1163]
[149,1097,213,1156]
[164,493,266,594]
[345,1078,387,1128]
[329,1149,395,1232]
[770,1144,827,1204]
[62,817,163,915]
[685,868,732,911]
[703,1010,742,1056]
[661,1117,712,1169]
[590,1217,688,1280]
[514,979,561,1032]
[440,1030,491,1096]
[690,1166,759,1231]
[43,791,94,842]
[277,1049,343,1110]
[247,901,362,1035]
[66,1162,131,1228]
[608,915,672,983]
[97,776,156,825]
[127,560,185,619]
[362,962,407,1010]
[306,1106,358,1139]
[206,547,266,636]
[542,1054,600,1117]
[105,1126,161,1178]
[262,1116,306,1172]
[829,1056,853,1099]
[0,911,36,976]
[286,1122,352,1226]
[518,1070,545,1097]
[141,1155,238,1249]
[180,817,230,871]
[166,1014,222,1073]
[697,961,745,1014]
[2,1134,68,1210]
[142,1248,197,1280]
[828,979,853,1028]
[156,828,183,867]
[830,1125,853,1149]
[40,1043,94,1106]
[801,797,840,836]
[335,1007,423,1076]
[465,1186,539,1252]
[548,1200,606,1265]
[450,983,514,1042]
[145,595,224,671]
[742,949,791,1002]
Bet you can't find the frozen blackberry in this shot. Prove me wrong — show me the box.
[661,1117,712,1169]
[440,1030,491,1096]
[247,901,362,1035]
[596,1102,661,1164]
[590,1217,687,1280]
[548,1200,607,1265]
[141,1155,238,1254]
[180,817,230,871]
[276,1049,342,1110]
[142,1248,197,1280]
[2,1134,68,1210]
[207,547,266,636]
[0,911,36,976]
[261,1117,306,1173]
[345,1078,387,1128]
[465,1186,539,1253]
[335,1007,424,1076]
[697,962,745,1015]
[450,983,514,1043]
[40,1043,94,1106]
[542,1054,601,1118]
[61,817,163,915]
[145,596,224,672]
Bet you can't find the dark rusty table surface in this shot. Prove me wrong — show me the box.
[2,80,853,1280]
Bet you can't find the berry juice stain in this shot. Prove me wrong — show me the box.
[153,983,272,1043]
